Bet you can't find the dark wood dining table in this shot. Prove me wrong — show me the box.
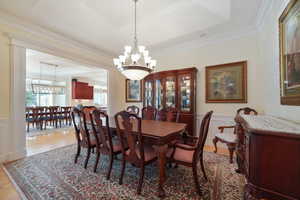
[102,117,187,197]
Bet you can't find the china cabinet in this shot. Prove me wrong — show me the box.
[143,67,197,135]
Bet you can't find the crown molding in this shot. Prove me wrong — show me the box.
[0,9,116,59]
[151,25,259,53]
[3,31,115,70]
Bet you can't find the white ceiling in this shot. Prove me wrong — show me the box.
[26,49,107,85]
[0,0,262,55]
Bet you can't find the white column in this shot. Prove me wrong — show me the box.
[8,41,27,161]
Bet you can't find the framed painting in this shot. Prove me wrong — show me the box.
[279,0,300,105]
[126,79,142,102]
[205,61,247,103]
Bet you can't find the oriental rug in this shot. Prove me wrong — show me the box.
[4,145,245,200]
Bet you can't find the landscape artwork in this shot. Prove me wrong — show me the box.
[279,0,300,105]
[126,79,142,102]
[206,61,247,103]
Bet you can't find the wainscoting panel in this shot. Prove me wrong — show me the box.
[0,118,10,162]
[196,114,235,149]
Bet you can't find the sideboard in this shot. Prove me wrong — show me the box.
[235,114,300,200]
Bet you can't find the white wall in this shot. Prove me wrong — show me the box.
[258,0,300,122]
[150,34,264,146]
[153,33,264,116]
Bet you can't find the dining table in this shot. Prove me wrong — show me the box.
[99,116,187,198]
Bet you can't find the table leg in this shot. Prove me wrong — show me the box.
[156,144,168,198]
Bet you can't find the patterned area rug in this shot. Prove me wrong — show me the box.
[4,145,245,200]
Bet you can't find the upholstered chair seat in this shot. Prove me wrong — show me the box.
[167,143,195,163]
[215,133,236,143]
[126,144,157,162]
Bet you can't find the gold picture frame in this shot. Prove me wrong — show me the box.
[125,79,142,102]
[279,0,300,105]
[205,61,247,103]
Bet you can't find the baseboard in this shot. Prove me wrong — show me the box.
[0,149,26,163]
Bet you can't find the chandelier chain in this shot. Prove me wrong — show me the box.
[134,0,138,50]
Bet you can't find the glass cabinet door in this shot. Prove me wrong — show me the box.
[154,79,163,110]
[179,74,192,112]
[165,76,176,108]
[144,80,153,107]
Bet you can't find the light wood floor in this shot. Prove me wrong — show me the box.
[0,128,229,200]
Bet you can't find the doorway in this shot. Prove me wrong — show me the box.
[25,49,108,155]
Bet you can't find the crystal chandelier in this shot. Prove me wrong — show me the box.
[113,0,156,80]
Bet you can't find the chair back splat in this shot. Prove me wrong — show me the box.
[141,106,157,120]
[156,107,179,122]
[194,111,213,162]
[115,111,144,163]
[90,109,113,154]
[71,107,91,147]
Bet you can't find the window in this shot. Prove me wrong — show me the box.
[93,86,107,106]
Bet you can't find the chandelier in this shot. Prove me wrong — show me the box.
[31,62,66,95]
[113,0,156,80]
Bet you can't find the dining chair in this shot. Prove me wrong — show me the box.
[167,111,213,196]
[61,106,72,126]
[126,105,140,115]
[71,107,96,168]
[47,106,61,128]
[213,107,257,163]
[90,109,124,179]
[82,106,97,122]
[26,107,36,132]
[156,107,179,122]
[141,106,157,120]
[29,107,44,131]
[115,111,157,195]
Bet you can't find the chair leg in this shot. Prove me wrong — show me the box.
[137,166,145,195]
[106,154,113,180]
[84,148,91,169]
[213,137,219,153]
[27,122,29,132]
[74,145,81,163]
[192,164,202,196]
[93,151,100,173]
[227,143,235,164]
[119,159,126,185]
[200,155,208,181]
[39,121,43,130]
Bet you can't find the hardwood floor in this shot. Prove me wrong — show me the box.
[0,128,229,200]
[26,127,76,156]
